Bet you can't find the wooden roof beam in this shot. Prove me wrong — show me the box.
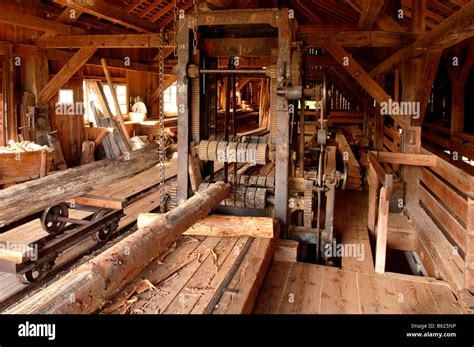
[38,47,97,104]
[359,0,385,30]
[370,2,474,76]
[46,49,162,74]
[36,34,172,48]
[300,27,418,47]
[53,0,158,33]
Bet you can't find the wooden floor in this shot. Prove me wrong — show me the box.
[0,157,177,305]
[253,261,461,314]
[255,190,463,314]
[101,231,277,314]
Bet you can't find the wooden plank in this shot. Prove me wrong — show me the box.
[38,47,96,104]
[372,151,436,166]
[420,186,466,252]
[186,215,274,239]
[367,164,379,237]
[100,58,131,148]
[357,273,400,313]
[428,282,462,314]
[392,279,440,314]
[73,195,126,209]
[375,186,390,274]
[164,237,240,314]
[273,239,299,262]
[252,261,292,314]
[212,225,278,314]
[319,266,360,314]
[387,213,417,251]
[421,168,468,223]
[422,148,474,199]
[190,237,251,314]
[407,203,465,293]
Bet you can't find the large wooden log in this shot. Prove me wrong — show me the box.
[0,143,161,227]
[138,213,274,238]
[6,182,231,314]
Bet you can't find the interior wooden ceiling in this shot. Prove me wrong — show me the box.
[116,0,468,30]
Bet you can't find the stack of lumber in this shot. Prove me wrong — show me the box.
[336,129,362,190]
[88,80,131,159]
[0,140,53,185]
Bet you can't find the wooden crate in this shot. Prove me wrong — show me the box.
[0,150,52,185]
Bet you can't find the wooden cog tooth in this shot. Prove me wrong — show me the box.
[207,141,218,161]
[198,140,209,161]
[304,179,314,228]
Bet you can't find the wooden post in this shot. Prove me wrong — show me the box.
[6,182,230,314]
[2,43,15,143]
[367,163,379,238]
[100,58,131,147]
[375,186,390,274]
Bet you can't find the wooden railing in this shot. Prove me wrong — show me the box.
[368,151,436,274]
[420,148,474,290]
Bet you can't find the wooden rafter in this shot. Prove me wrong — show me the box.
[359,0,385,30]
[345,0,406,31]
[325,45,407,126]
[370,2,474,76]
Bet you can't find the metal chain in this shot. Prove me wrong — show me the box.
[192,0,198,55]
[173,0,178,57]
[159,31,166,213]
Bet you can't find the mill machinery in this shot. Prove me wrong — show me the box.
[173,8,347,263]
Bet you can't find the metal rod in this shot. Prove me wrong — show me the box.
[299,99,305,178]
[232,71,237,185]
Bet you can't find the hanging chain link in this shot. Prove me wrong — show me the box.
[173,0,178,58]
[159,31,166,213]
[192,0,198,55]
